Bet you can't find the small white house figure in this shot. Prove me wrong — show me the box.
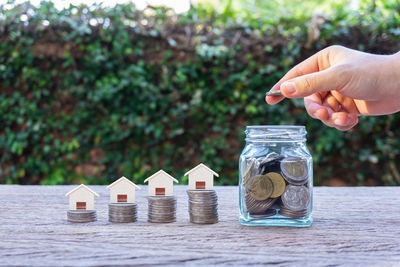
[185,163,219,190]
[65,184,99,210]
[144,170,179,196]
[106,176,141,203]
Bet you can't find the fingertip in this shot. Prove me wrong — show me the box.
[331,112,358,127]
[346,113,359,126]
[280,81,297,97]
[335,121,358,131]
[265,95,284,105]
[315,108,329,121]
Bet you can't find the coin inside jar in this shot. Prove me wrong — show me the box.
[259,153,285,175]
[242,160,255,184]
[280,157,308,185]
[246,174,274,201]
[281,184,310,212]
[265,172,286,198]
[250,209,277,218]
[245,194,277,213]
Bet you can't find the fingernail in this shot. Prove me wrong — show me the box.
[334,119,341,125]
[281,82,296,95]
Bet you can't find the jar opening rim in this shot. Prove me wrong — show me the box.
[246,125,305,129]
[245,125,307,142]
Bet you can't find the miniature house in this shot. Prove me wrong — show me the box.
[106,176,141,203]
[144,170,179,196]
[65,184,99,210]
[185,163,219,190]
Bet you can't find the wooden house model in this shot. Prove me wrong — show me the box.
[185,163,219,190]
[65,184,99,210]
[106,176,141,203]
[144,170,179,196]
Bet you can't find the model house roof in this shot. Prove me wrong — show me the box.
[106,176,141,190]
[65,184,100,197]
[144,170,179,183]
[184,163,219,177]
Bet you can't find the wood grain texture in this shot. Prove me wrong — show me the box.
[1,185,400,266]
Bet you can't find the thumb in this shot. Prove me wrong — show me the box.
[280,66,346,98]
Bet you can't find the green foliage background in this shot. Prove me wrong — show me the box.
[1,1,400,186]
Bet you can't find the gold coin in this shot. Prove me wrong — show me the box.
[266,172,286,198]
[246,175,274,201]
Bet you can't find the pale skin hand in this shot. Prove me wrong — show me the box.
[265,45,400,131]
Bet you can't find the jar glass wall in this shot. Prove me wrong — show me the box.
[239,125,313,227]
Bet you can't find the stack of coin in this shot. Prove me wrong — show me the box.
[278,206,308,218]
[280,184,310,218]
[246,194,277,214]
[187,190,218,224]
[245,172,286,217]
[108,203,137,223]
[280,157,308,185]
[250,209,277,218]
[67,210,97,223]
[148,196,176,223]
[243,152,311,219]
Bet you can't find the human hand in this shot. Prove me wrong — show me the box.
[266,45,400,131]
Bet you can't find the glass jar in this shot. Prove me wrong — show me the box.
[239,125,313,227]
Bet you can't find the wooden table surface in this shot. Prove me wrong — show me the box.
[1,185,400,266]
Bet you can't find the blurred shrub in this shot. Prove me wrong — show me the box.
[1,1,400,186]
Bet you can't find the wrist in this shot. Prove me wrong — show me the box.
[382,52,400,99]
[391,52,400,95]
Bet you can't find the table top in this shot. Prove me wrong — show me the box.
[1,185,400,266]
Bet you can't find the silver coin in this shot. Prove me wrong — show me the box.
[148,214,176,217]
[148,196,176,201]
[278,206,308,218]
[109,218,137,222]
[67,215,97,219]
[68,219,97,223]
[189,208,218,213]
[189,204,218,209]
[67,212,97,223]
[148,206,174,210]
[148,204,176,208]
[68,210,96,214]
[148,214,176,218]
[109,203,137,207]
[190,217,218,222]
[280,157,308,184]
[109,214,136,218]
[188,195,218,200]
[109,219,137,223]
[148,215,176,219]
[187,190,217,194]
[109,208,137,212]
[149,206,176,211]
[148,220,175,223]
[190,218,218,224]
[266,90,283,96]
[67,214,97,218]
[188,196,218,201]
[281,185,310,212]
